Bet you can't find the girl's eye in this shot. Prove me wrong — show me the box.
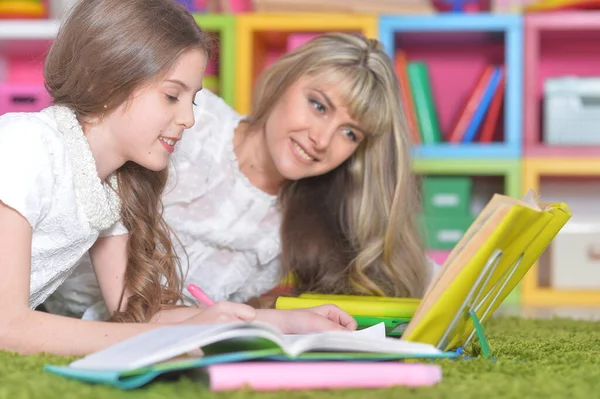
[343,128,358,142]
[166,94,179,103]
[309,99,326,113]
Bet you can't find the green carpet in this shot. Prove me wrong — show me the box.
[2,316,600,399]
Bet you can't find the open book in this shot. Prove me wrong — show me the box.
[65,321,444,372]
[401,190,571,350]
[44,321,457,388]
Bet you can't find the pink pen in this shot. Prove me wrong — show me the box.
[187,283,215,306]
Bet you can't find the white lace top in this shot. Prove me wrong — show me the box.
[163,90,283,303]
[0,106,125,310]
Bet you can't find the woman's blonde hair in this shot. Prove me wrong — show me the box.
[249,33,430,298]
[44,0,214,322]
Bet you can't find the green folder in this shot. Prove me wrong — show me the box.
[354,316,411,337]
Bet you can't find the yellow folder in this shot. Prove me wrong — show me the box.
[401,190,571,351]
[298,293,421,304]
[275,295,419,318]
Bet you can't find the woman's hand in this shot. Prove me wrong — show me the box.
[254,305,358,334]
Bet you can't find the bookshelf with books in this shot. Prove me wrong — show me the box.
[379,13,523,159]
[234,13,377,114]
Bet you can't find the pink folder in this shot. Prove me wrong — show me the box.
[207,362,442,391]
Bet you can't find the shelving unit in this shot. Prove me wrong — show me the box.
[413,159,521,198]
[4,7,597,307]
[524,11,600,157]
[522,158,600,306]
[379,13,523,159]
[193,14,236,106]
[234,13,377,114]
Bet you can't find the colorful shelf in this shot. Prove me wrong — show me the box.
[5,11,599,307]
[521,158,600,306]
[379,13,523,159]
[412,159,521,198]
[234,13,378,114]
[524,11,600,158]
[193,14,236,107]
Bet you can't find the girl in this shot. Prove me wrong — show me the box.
[0,0,355,357]
[53,33,436,320]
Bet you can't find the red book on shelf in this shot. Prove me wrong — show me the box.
[478,69,505,143]
[446,65,494,143]
[395,50,420,144]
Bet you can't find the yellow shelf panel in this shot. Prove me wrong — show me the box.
[522,288,600,307]
[235,13,378,114]
[238,13,378,33]
[521,157,600,306]
[524,158,600,176]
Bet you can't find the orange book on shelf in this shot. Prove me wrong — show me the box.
[395,50,420,144]
[447,65,494,143]
[478,70,505,143]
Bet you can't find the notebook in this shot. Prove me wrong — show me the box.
[204,362,443,391]
[44,321,457,389]
[275,294,420,318]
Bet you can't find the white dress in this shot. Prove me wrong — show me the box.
[49,89,283,320]
[0,105,125,311]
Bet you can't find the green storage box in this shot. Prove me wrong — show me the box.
[422,176,472,216]
[418,213,475,250]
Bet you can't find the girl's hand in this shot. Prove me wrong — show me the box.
[254,305,358,334]
[179,301,257,324]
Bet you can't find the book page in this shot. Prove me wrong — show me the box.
[280,323,386,349]
[68,322,282,371]
[281,323,441,357]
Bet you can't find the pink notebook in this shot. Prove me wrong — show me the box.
[207,362,442,391]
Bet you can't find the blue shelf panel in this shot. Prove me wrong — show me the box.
[379,14,524,160]
[411,143,521,159]
[379,13,521,32]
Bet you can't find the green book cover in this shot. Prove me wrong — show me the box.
[407,62,442,144]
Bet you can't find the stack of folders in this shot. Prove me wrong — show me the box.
[276,293,419,337]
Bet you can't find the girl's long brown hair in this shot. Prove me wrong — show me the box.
[249,33,430,299]
[44,0,214,322]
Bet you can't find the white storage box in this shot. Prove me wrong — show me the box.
[550,222,600,290]
[544,76,600,145]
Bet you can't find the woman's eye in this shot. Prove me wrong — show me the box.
[309,99,326,113]
[166,94,179,103]
[344,128,357,142]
